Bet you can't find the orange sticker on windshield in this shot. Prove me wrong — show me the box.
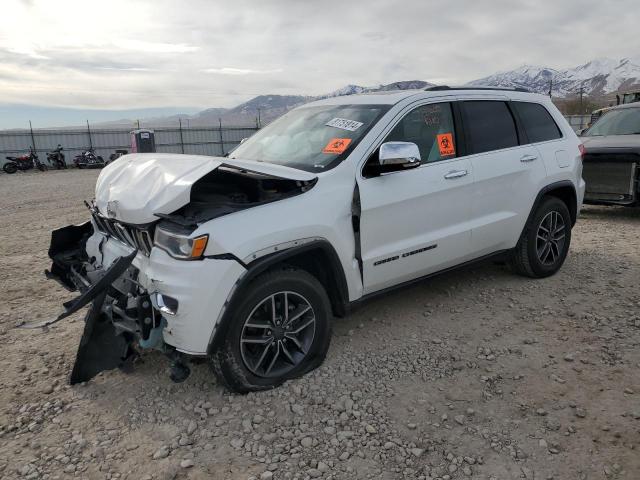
[437,133,455,156]
[322,138,352,154]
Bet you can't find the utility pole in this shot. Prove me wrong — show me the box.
[578,86,585,114]
[257,107,262,128]
[548,78,553,99]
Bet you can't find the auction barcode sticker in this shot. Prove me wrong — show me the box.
[325,117,364,132]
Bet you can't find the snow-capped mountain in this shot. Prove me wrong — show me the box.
[324,84,369,97]
[468,57,640,97]
[324,80,434,98]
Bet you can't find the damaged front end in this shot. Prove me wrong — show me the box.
[27,219,177,384]
[28,154,318,385]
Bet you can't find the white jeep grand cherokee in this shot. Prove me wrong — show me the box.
[42,86,585,392]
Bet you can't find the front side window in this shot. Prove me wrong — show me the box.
[462,101,519,154]
[584,108,640,136]
[229,104,388,172]
[383,102,457,163]
[513,102,562,143]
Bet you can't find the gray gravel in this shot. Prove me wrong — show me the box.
[1,169,639,479]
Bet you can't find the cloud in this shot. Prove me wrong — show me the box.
[112,39,199,54]
[0,0,638,113]
[203,67,283,75]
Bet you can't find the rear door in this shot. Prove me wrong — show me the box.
[357,101,475,294]
[459,99,547,255]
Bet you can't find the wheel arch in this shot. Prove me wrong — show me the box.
[526,181,578,230]
[207,239,349,354]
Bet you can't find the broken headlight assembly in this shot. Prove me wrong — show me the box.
[154,226,208,260]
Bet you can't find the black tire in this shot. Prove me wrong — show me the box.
[3,162,17,174]
[210,267,332,393]
[510,196,572,278]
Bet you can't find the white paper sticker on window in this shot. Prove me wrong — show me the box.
[325,117,364,132]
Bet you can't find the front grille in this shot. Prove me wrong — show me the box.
[92,211,154,256]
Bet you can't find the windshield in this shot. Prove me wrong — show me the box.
[585,108,640,136]
[229,104,388,172]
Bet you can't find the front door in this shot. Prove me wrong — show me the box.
[357,102,475,294]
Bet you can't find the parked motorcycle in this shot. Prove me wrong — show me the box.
[46,144,67,169]
[106,149,128,165]
[73,148,105,169]
[3,149,47,174]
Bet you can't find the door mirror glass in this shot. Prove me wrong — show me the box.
[379,141,421,168]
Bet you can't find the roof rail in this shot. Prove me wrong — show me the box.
[424,85,530,93]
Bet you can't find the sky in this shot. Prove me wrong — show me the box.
[1,0,639,127]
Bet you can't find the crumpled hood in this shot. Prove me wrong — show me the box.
[94,153,316,224]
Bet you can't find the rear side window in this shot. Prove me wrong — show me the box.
[513,101,562,143]
[462,101,518,154]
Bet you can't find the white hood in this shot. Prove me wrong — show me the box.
[94,153,316,224]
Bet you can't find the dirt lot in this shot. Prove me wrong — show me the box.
[0,169,639,480]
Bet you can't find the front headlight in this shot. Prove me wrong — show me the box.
[154,227,208,260]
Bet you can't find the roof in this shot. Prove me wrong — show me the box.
[308,90,423,106]
[304,86,548,108]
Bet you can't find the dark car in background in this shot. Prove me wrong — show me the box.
[581,103,640,206]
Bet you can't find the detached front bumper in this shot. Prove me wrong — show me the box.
[47,221,247,356]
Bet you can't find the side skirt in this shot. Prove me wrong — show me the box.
[351,249,510,308]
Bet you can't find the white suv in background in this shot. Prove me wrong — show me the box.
[43,86,585,392]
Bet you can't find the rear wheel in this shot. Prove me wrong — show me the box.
[3,162,17,174]
[510,196,572,278]
[210,268,332,393]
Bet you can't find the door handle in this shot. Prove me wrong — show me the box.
[444,169,468,179]
[520,154,538,163]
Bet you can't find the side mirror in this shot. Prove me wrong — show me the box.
[379,142,421,169]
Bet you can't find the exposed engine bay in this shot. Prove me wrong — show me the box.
[160,165,316,227]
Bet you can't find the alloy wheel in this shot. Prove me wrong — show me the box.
[536,210,566,266]
[240,291,316,378]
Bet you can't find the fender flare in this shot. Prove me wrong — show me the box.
[523,180,578,234]
[207,239,350,354]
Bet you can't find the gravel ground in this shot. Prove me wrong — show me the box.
[1,169,639,480]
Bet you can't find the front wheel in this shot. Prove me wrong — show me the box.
[510,196,572,278]
[210,268,332,393]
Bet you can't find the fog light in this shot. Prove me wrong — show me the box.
[156,294,179,316]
